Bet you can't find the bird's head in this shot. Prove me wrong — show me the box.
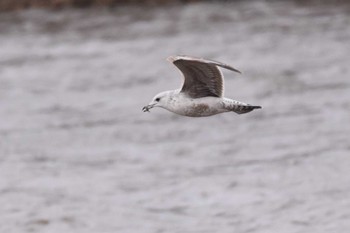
[142,91,172,112]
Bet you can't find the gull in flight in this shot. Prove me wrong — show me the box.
[142,55,261,117]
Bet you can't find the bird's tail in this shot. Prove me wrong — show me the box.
[231,105,262,114]
[222,99,261,115]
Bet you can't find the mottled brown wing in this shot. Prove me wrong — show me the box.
[168,55,241,99]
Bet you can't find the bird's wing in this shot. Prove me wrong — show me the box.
[167,55,241,99]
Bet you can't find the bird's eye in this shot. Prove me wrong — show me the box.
[155,98,160,102]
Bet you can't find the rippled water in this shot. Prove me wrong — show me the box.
[1,1,350,232]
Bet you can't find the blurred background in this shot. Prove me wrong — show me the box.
[0,0,350,232]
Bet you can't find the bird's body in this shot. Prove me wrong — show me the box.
[143,55,261,117]
[151,90,256,117]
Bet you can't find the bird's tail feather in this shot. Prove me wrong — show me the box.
[232,105,262,114]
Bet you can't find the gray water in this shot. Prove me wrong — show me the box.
[1,1,350,233]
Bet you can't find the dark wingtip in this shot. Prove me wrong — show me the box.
[226,66,241,74]
[222,65,242,74]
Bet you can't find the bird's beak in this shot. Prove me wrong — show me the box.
[142,103,156,112]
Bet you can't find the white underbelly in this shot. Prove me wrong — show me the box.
[169,97,226,117]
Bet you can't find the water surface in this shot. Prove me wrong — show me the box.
[0,1,350,232]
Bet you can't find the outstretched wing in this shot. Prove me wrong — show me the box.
[167,55,241,99]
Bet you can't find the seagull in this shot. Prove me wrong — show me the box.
[142,55,261,117]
